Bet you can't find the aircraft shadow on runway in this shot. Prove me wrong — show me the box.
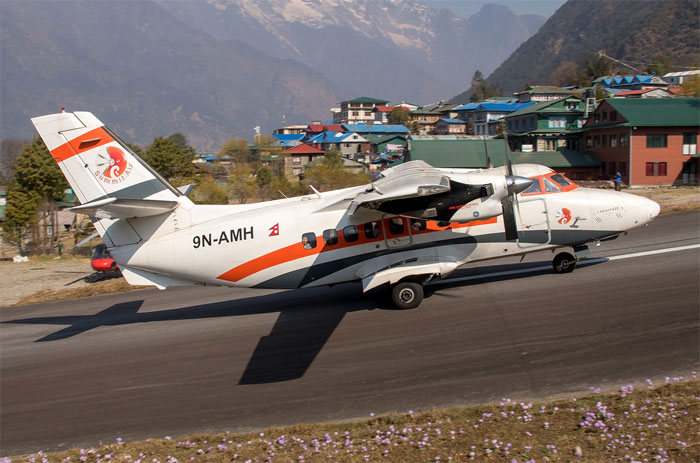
[2,258,607,384]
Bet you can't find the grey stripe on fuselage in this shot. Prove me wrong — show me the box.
[253,228,622,289]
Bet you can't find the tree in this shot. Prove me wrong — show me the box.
[191,178,229,204]
[302,147,370,192]
[469,70,502,102]
[646,55,674,76]
[388,107,410,125]
[678,75,700,97]
[0,138,30,183]
[1,137,68,252]
[142,135,195,182]
[228,163,258,204]
[219,137,251,164]
[583,54,612,80]
[549,61,589,87]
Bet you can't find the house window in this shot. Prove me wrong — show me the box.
[619,162,627,175]
[620,133,628,147]
[594,113,600,123]
[585,136,592,148]
[683,132,697,155]
[576,118,583,128]
[646,134,667,148]
[610,134,617,148]
[292,156,301,165]
[602,135,607,148]
[609,161,616,175]
[645,162,667,176]
[566,101,578,110]
[292,168,302,176]
[602,111,608,122]
[352,111,359,117]
[594,135,600,147]
[548,116,566,128]
[610,111,617,122]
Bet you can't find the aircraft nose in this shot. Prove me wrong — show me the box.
[626,194,660,226]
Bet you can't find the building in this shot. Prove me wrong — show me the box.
[405,138,599,179]
[409,108,442,135]
[434,118,467,135]
[663,70,700,85]
[514,85,581,103]
[283,143,326,179]
[611,88,675,98]
[581,98,699,185]
[333,97,389,124]
[472,101,534,136]
[593,75,669,92]
[504,96,585,152]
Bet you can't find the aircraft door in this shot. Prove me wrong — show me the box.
[383,216,412,248]
[516,198,550,247]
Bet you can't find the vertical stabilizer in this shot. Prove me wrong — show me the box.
[31,111,182,204]
[31,111,191,248]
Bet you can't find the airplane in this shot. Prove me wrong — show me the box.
[31,111,660,309]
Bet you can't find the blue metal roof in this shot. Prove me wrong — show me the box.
[474,101,534,112]
[454,103,480,111]
[439,118,465,124]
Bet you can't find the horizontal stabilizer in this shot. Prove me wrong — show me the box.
[70,197,179,219]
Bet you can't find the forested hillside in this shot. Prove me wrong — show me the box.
[450,0,699,102]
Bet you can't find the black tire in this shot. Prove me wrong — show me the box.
[553,252,576,274]
[391,281,424,309]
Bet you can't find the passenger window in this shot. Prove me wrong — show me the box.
[522,178,542,195]
[301,232,317,249]
[411,219,426,232]
[343,225,359,242]
[364,221,381,239]
[550,174,571,188]
[388,217,405,235]
[543,177,561,192]
[323,229,338,246]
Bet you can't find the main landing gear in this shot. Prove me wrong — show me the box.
[391,280,424,310]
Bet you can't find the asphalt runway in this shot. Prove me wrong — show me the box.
[2,211,699,456]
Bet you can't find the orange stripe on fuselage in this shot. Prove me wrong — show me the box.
[216,216,498,283]
[50,127,115,163]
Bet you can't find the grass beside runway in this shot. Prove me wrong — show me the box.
[8,376,699,462]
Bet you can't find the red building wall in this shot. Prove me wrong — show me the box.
[586,126,699,186]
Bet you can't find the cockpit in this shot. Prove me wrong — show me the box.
[521,172,578,196]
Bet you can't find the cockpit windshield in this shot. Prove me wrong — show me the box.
[521,173,578,196]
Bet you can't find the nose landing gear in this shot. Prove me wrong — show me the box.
[553,252,576,273]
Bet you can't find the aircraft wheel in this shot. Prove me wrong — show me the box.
[391,281,424,310]
[553,252,576,274]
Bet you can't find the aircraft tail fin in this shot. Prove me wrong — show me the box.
[31,111,192,248]
[31,111,183,205]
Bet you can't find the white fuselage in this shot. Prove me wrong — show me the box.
[115,165,660,291]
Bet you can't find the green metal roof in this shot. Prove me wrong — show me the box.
[602,98,700,127]
[507,96,583,118]
[408,139,599,169]
[342,96,389,104]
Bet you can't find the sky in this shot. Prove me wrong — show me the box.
[419,0,567,17]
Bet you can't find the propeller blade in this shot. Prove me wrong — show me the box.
[502,196,518,241]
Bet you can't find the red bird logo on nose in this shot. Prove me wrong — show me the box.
[556,208,572,224]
